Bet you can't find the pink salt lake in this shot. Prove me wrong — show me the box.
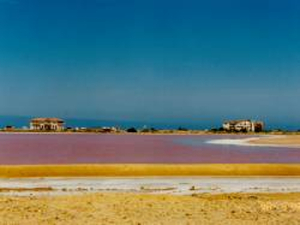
[0,133,299,165]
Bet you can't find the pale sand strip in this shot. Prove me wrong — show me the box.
[207,137,263,146]
[1,164,300,177]
[249,135,300,147]
[208,135,300,148]
[1,177,300,196]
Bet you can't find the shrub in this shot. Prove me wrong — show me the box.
[127,127,137,133]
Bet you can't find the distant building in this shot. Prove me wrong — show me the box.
[30,118,65,131]
[101,127,118,133]
[4,125,15,131]
[223,120,264,132]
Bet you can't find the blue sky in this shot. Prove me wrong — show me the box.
[0,0,300,129]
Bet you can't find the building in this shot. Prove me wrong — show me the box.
[223,120,264,132]
[30,118,65,131]
[4,125,15,131]
[101,126,118,133]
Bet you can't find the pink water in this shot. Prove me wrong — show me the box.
[0,133,299,165]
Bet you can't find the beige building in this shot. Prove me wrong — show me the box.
[223,120,264,132]
[30,118,65,131]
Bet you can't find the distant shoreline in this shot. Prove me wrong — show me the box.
[0,130,299,136]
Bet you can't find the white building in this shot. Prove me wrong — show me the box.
[223,120,264,132]
[30,118,65,131]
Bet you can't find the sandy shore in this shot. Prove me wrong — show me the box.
[1,164,300,177]
[249,135,300,147]
[1,177,300,224]
[1,177,299,224]
[0,192,299,224]
[207,135,300,148]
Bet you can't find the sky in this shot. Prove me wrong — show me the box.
[0,0,300,129]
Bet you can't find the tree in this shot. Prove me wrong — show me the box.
[127,127,137,133]
[178,127,188,131]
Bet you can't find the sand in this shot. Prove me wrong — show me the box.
[2,177,300,196]
[0,192,299,225]
[208,135,300,148]
[249,135,300,147]
[1,164,300,177]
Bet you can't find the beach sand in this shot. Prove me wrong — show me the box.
[1,164,300,177]
[0,192,299,225]
[249,135,300,147]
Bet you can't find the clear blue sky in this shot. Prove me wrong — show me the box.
[0,0,300,129]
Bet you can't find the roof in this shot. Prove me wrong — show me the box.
[31,118,64,123]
